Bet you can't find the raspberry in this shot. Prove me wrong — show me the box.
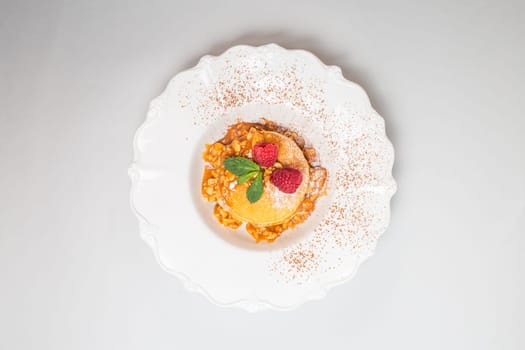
[252,142,278,167]
[270,168,303,194]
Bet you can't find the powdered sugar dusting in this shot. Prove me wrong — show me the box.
[269,187,296,209]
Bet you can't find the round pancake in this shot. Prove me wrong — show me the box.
[219,131,310,226]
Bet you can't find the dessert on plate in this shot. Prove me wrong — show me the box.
[201,119,327,242]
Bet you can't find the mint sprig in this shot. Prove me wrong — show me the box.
[224,157,264,203]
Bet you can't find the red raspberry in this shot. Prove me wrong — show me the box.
[252,142,278,167]
[270,168,303,194]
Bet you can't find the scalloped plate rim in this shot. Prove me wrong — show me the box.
[129,43,397,312]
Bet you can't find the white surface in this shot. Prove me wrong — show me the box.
[1,0,523,348]
[131,44,396,310]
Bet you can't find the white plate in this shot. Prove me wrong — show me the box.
[129,44,396,311]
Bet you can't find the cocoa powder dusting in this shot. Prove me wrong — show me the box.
[178,47,394,284]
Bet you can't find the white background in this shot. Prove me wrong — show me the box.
[1,0,524,349]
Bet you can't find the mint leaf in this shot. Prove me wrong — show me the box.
[246,171,264,203]
[223,157,263,203]
[224,157,260,176]
[237,170,258,184]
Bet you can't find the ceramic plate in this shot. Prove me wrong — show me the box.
[129,44,396,311]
